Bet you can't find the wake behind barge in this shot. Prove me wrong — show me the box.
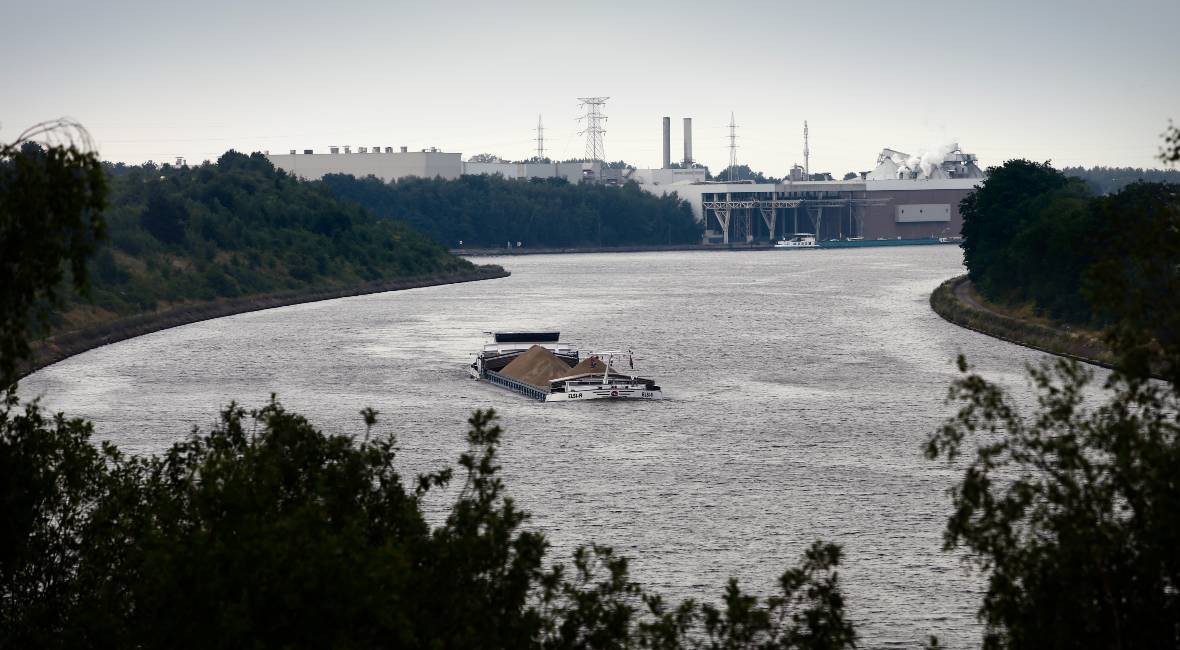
[469,332,663,402]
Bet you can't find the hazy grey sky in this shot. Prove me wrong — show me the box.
[4,0,1178,175]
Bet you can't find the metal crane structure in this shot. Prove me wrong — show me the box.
[701,191,888,244]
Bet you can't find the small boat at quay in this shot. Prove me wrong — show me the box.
[469,332,663,402]
[774,233,817,249]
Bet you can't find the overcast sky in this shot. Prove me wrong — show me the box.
[4,0,1178,175]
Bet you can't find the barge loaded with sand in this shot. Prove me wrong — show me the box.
[469,332,663,401]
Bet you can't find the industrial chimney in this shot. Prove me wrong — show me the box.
[682,117,693,167]
[662,117,671,169]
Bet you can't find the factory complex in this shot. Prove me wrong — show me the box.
[686,176,979,244]
[266,114,987,244]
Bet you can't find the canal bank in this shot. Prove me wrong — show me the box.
[454,239,960,257]
[452,243,771,256]
[930,275,1115,369]
[21,265,509,380]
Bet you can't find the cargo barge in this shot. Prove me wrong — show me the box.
[469,332,663,402]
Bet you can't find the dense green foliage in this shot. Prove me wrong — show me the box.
[960,160,1097,321]
[960,159,1179,324]
[1163,121,1180,164]
[928,354,1180,649]
[0,131,106,388]
[712,165,777,184]
[1061,165,1180,195]
[86,151,470,318]
[1085,182,1180,386]
[939,136,1180,648]
[0,401,856,649]
[320,173,702,248]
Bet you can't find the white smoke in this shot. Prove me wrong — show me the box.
[890,153,913,178]
[877,143,964,180]
[917,142,959,178]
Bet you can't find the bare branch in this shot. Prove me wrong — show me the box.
[6,117,96,154]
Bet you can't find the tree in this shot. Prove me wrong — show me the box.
[1084,182,1180,386]
[2,401,859,649]
[927,356,1180,649]
[0,120,106,388]
[72,154,473,324]
[0,393,114,647]
[320,173,702,249]
[929,119,1180,646]
[958,160,1094,315]
[139,185,188,244]
[1061,165,1180,195]
[1161,120,1180,164]
[714,165,775,184]
[468,153,504,163]
[930,135,1180,649]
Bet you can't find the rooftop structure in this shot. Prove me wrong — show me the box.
[866,144,985,180]
[267,147,461,182]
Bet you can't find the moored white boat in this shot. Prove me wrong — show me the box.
[773,233,817,249]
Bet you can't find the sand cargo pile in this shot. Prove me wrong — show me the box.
[499,345,579,386]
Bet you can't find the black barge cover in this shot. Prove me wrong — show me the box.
[494,332,560,343]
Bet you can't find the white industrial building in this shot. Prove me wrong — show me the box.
[267,146,462,182]
[460,160,609,184]
[268,149,627,185]
[670,175,983,244]
[264,125,984,245]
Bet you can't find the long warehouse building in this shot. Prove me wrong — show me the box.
[666,177,980,243]
[266,142,986,243]
[636,146,986,243]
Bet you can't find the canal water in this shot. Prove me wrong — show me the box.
[21,247,1061,647]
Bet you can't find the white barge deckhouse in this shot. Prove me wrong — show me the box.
[469,332,663,402]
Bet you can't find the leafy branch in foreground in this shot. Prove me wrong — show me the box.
[0,121,107,388]
[1162,119,1180,165]
[0,403,856,649]
[927,356,1180,649]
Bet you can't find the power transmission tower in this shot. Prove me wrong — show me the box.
[534,114,545,160]
[577,97,608,161]
[803,120,810,179]
[728,111,739,181]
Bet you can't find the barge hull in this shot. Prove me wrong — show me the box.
[481,370,663,402]
[545,388,663,401]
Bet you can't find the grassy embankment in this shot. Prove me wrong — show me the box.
[22,151,508,376]
[26,267,507,377]
[937,161,1177,373]
[930,275,1115,368]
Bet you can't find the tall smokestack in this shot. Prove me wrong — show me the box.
[662,117,671,169]
[682,117,693,167]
